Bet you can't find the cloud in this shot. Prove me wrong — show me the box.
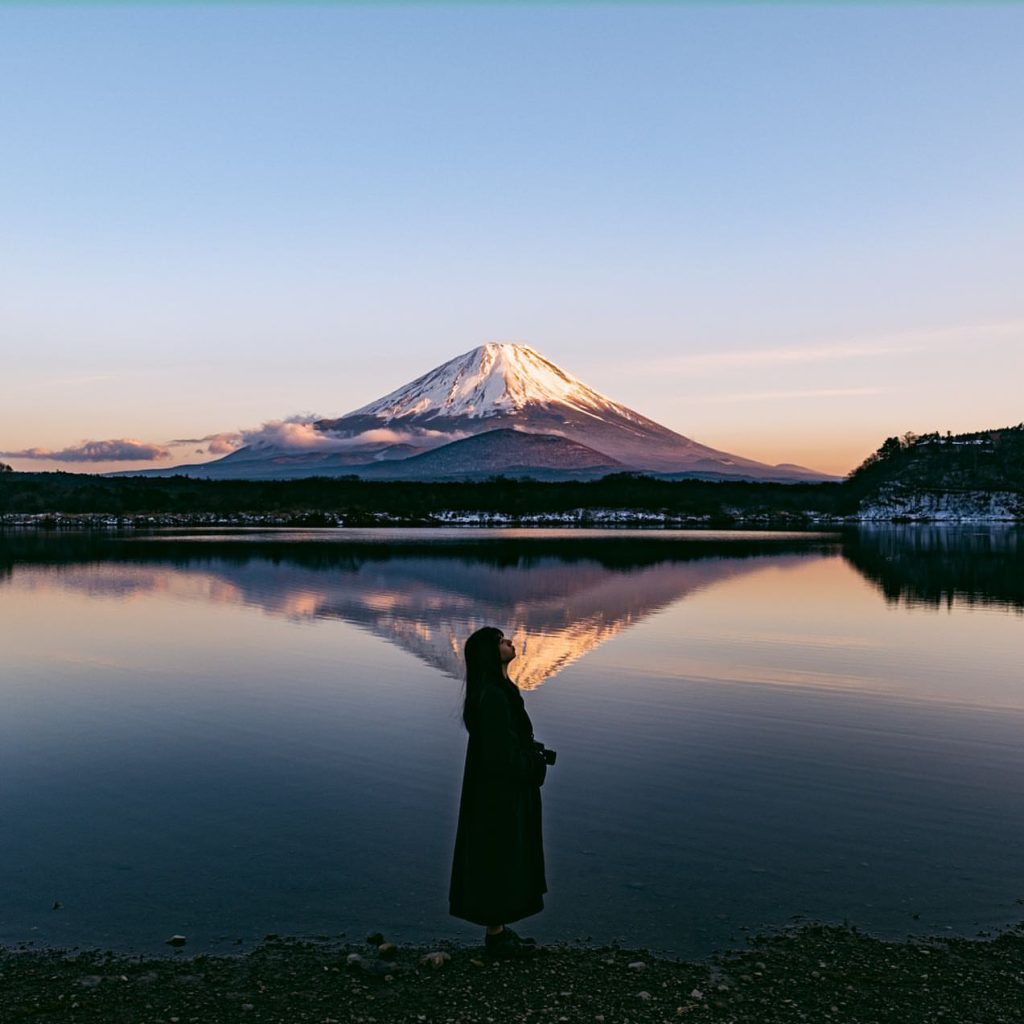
[5,419,459,469]
[207,434,241,454]
[240,416,459,452]
[1,438,173,462]
[241,417,345,451]
[171,431,244,455]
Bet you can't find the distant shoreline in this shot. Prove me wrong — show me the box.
[2,510,1022,529]
[4,511,830,529]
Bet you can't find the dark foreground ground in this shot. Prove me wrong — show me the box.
[3,924,1024,1024]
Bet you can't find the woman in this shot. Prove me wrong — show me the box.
[449,626,549,958]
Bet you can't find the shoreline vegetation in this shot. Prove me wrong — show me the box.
[0,472,849,528]
[4,921,1024,1023]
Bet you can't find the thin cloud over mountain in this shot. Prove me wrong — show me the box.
[239,417,461,453]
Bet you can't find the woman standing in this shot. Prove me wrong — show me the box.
[449,627,551,958]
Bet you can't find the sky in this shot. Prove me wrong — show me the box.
[1,3,1022,477]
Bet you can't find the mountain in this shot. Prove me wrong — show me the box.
[130,343,832,481]
[316,343,826,479]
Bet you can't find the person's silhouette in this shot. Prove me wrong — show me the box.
[449,627,551,957]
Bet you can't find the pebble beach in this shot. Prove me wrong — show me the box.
[4,923,1024,1023]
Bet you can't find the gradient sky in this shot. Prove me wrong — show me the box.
[2,3,1021,476]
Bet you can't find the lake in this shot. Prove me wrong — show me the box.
[2,527,1022,957]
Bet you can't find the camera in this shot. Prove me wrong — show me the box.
[533,741,557,767]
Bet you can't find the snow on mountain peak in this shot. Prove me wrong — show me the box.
[347,343,623,421]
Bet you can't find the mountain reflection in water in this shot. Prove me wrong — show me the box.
[4,527,1023,693]
[2,531,838,689]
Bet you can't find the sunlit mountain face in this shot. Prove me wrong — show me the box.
[5,533,837,688]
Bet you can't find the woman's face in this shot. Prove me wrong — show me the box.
[498,634,517,664]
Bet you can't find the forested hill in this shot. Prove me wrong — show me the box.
[847,425,1024,494]
[843,424,1024,520]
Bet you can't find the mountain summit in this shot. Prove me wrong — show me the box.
[139,343,831,481]
[346,343,637,422]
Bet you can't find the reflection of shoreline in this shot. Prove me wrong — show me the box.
[5,540,823,688]
[844,526,1024,611]
[0,529,839,570]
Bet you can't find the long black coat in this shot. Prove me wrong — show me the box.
[449,678,547,927]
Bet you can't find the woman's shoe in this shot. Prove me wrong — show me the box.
[485,928,537,959]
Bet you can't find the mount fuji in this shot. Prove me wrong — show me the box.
[142,344,831,482]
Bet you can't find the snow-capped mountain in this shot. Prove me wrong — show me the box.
[310,342,826,480]
[346,343,644,422]
[136,343,832,481]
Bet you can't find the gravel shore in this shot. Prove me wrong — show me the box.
[3,923,1023,1024]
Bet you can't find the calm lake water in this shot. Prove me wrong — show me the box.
[2,527,1022,957]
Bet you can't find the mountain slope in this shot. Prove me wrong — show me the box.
[355,429,624,480]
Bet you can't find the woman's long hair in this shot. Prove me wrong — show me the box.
[462,626,506,730]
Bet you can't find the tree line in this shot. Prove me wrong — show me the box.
[0,471,848,522]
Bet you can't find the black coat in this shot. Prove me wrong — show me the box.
[449,678,547,927]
